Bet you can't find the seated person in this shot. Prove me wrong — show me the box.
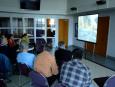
[6,34,17,64]
[21,33,29,45]
[0,53,12,82]
[34,44,58,86]
[7,34,15,48]
[60,48,92,87]
[55,41,72,71]
[16,42,35,69]
[0,34,9,57]
[0,34,8,47]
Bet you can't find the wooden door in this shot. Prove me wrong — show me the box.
[58,19,68,47]
[85,16,109,57]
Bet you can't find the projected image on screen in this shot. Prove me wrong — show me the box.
[78,14,98,43]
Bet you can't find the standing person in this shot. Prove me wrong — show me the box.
[17,42,35,69]
[60,48,92,87]
[34,44,58,86]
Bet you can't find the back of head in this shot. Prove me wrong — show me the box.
[58,41,65,49]
[0,34,8,46]
[21,33,28,38]
[72,48,83,60]
[19,42,28,52]
[21,33,29,43]
[6,34,13,40]
[44,44,52,52]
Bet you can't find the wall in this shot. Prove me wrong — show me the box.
[73,9,115,58]
[1,0,115,57]
[100,10,115,57]
[67,0,115,14]
[0,0,67,15]
[68,16,74,46]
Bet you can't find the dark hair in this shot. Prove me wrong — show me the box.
[44,43,52,52]
[58,41,64,46]
[21,33,27,38]
[58,41,65,48]
[72,48,83,60]
[6,34,13,39]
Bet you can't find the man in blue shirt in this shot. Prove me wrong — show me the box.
[60,48,92,87]
[17,42,35,69]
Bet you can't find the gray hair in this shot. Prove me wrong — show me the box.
[19,42,28,52]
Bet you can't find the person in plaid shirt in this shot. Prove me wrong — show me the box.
[60,48,92,87]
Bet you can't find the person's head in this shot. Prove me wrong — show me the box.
[21,33,29,44]
[43,43,52,52]
[19,42,28,52]
[72,48,83,60]
[21,33,28,38]
[6,34,13,40]
[0,34,8,45]
[58,41,65,49]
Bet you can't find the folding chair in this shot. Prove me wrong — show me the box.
[29,71,49,87]
[18,63,31,86]
[0,79,7,87]
[93,76,109,87]
[104,75,115,87]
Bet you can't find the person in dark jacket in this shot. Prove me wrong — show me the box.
[55,41,72,81]
[0,53,12,82]
[55,41,72,71]
[6,34,17,64]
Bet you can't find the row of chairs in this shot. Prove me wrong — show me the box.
[1,62,115,87]
[19,63,115,87]
[18,63,65,87]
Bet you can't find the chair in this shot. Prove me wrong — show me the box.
[18,63,31,86]
[29,71,49,87]
[18,63,31,76]
[104,75,115,87]
[93,76,109,87]
[0,79,7,87]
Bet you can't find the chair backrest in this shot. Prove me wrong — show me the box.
[104,75,115,87]
[93,76,109,87]
[18,63,31,76]
[29,71,49,87]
